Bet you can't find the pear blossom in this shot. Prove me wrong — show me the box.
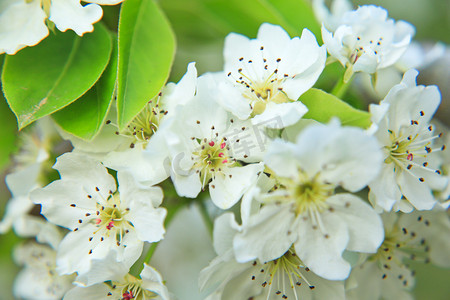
[0,163,41,234]
[13,241,76,300]
[218,23,326,128]
[30,152,167,280]
[368,69,448,212]
[71,63,198,185]
[312,0,352,31]
[358,42,447,99]
[233,121,384,280]
[165,73,265,209]
[64,263,170,300]
[346,209,450,300]
[200,213,345,300]
[0,0,125,55]
[322,5,415,78]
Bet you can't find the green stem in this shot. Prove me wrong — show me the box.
[198,199,214,238]
[332,67,354,99]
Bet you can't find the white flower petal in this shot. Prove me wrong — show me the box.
[170,168,202,198]
[56,224,116,275]
[104,147,169,186]
[294,211,351,280]
[368,164,402,211]
[234,204,296,263]
[127,206,167,243]
[31,180,97,229]
[328,194,384,253]
[0,0,48,54]
[63,284,112,300]
[397,171,436,210]
[53,152,116,200]
[140,264,170,300]
[251,102,308,129]
[50,0,102,36]
[209,163,264,209]
[213,213,240,256]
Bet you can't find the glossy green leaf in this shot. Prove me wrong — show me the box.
[52,39,118,140]
[2,23,112,129]
[299,88,371,128]
[264,0,320,37]
[117,0,176,130]
[0,57,18,171]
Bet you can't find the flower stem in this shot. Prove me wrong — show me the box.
[198,199,214,238]
[332,67,354,99]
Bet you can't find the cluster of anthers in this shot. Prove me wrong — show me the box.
[349,36,384,64]
[227,47,293,115]
[384,110,446,183]
[372,214,433,287]
[190,126,236,189]
[266,171,335,216]
[108,93,167,148]
[69,186,131,255]
[248,249,315,300]
[106,274,158,300]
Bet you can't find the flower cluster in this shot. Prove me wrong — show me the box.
[0,0,449,299]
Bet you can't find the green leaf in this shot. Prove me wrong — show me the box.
[0,57,18,171]
[52,39,118,140]
[117,0,176,130]
[2,23,112,129]
[299,88,371,128]
[263,0,320,37]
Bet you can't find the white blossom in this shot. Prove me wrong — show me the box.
[165,73,265,209]
[13,241,75,300]
[346,209,450,300]
[64,263,170,300]
[312,0,352,31]
[218,23,326,128]
[0,0,125,55]
[31,152,166,281]
[103,63,198,185]
[233,121,384,280]
[200,213,345,300]
[368,69,448,212]
[322,5,415,78]
[0,163,40,234]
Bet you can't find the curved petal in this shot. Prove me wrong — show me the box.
[209,163,263,209]
[251,101,308,129]
[50,0,102,36]
[0,0,48,54]
[368,163,402,211]
[234,204,296,263]
[328,194,384,253]
[294,211,351,280]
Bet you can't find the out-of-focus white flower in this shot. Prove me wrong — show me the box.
[322,5,414,79]
[13,241,75,300]
[312,0,352,31]
[0,0,125,55]
[0,163,41,234]
[346,209,450,300]
[233,121,384,280]
[368,69,448,212]
[165,73,265,209]
[64,263,170,300]
[360,42,447,98]
[218,23,326,128]
[31,152,166,282]
[151,204,216,300]
[200,213,345,300]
